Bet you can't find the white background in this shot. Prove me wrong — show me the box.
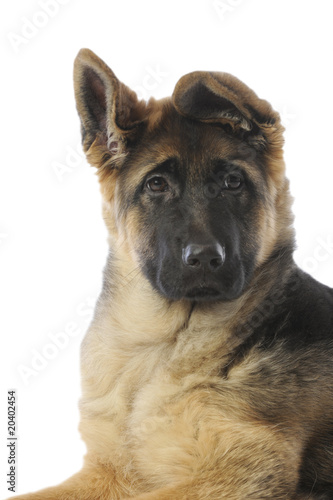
[1,0,333,497]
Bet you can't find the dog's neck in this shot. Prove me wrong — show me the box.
[89,238,296,352]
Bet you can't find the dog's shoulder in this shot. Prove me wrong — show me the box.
[249,266,333,353]
[282,267,333,345]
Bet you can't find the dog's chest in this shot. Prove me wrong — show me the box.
[116,338,240,484]
[124,361,217,485]
[82,322,263,483]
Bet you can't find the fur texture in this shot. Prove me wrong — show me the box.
[11,49,333,500]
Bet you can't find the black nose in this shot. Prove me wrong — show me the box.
[182,243,225,271]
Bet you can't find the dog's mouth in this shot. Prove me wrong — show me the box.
[152,253,247,303]
[184,287,221,301]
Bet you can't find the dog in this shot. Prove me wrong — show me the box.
[11,49,333,499]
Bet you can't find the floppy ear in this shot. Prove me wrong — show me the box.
[172,71,281,149]
[73,48,146,156]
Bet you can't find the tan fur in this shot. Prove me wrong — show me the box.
[10,49,331,500]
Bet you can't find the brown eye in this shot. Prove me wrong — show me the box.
[146,176,169,193]
[225,174,243,190]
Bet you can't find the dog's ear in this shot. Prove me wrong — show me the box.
[73,49,146,156]
[172,71,281,149]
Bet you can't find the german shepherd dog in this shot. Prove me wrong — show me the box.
[12,49,333,499]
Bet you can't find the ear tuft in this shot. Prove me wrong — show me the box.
[172,71,282,149]
[73,48,146,160]
[174,80,252,131]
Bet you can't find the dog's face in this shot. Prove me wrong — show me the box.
[116,115,270,302]
[74,50,293,303]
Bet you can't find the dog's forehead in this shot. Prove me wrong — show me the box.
[135,99,243,176]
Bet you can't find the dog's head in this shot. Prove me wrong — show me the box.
[74,49,294,302]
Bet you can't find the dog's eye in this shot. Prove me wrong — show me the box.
[146,176,169,193]
[224,174,243,190]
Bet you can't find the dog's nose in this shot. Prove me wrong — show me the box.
[182,243,225,271]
